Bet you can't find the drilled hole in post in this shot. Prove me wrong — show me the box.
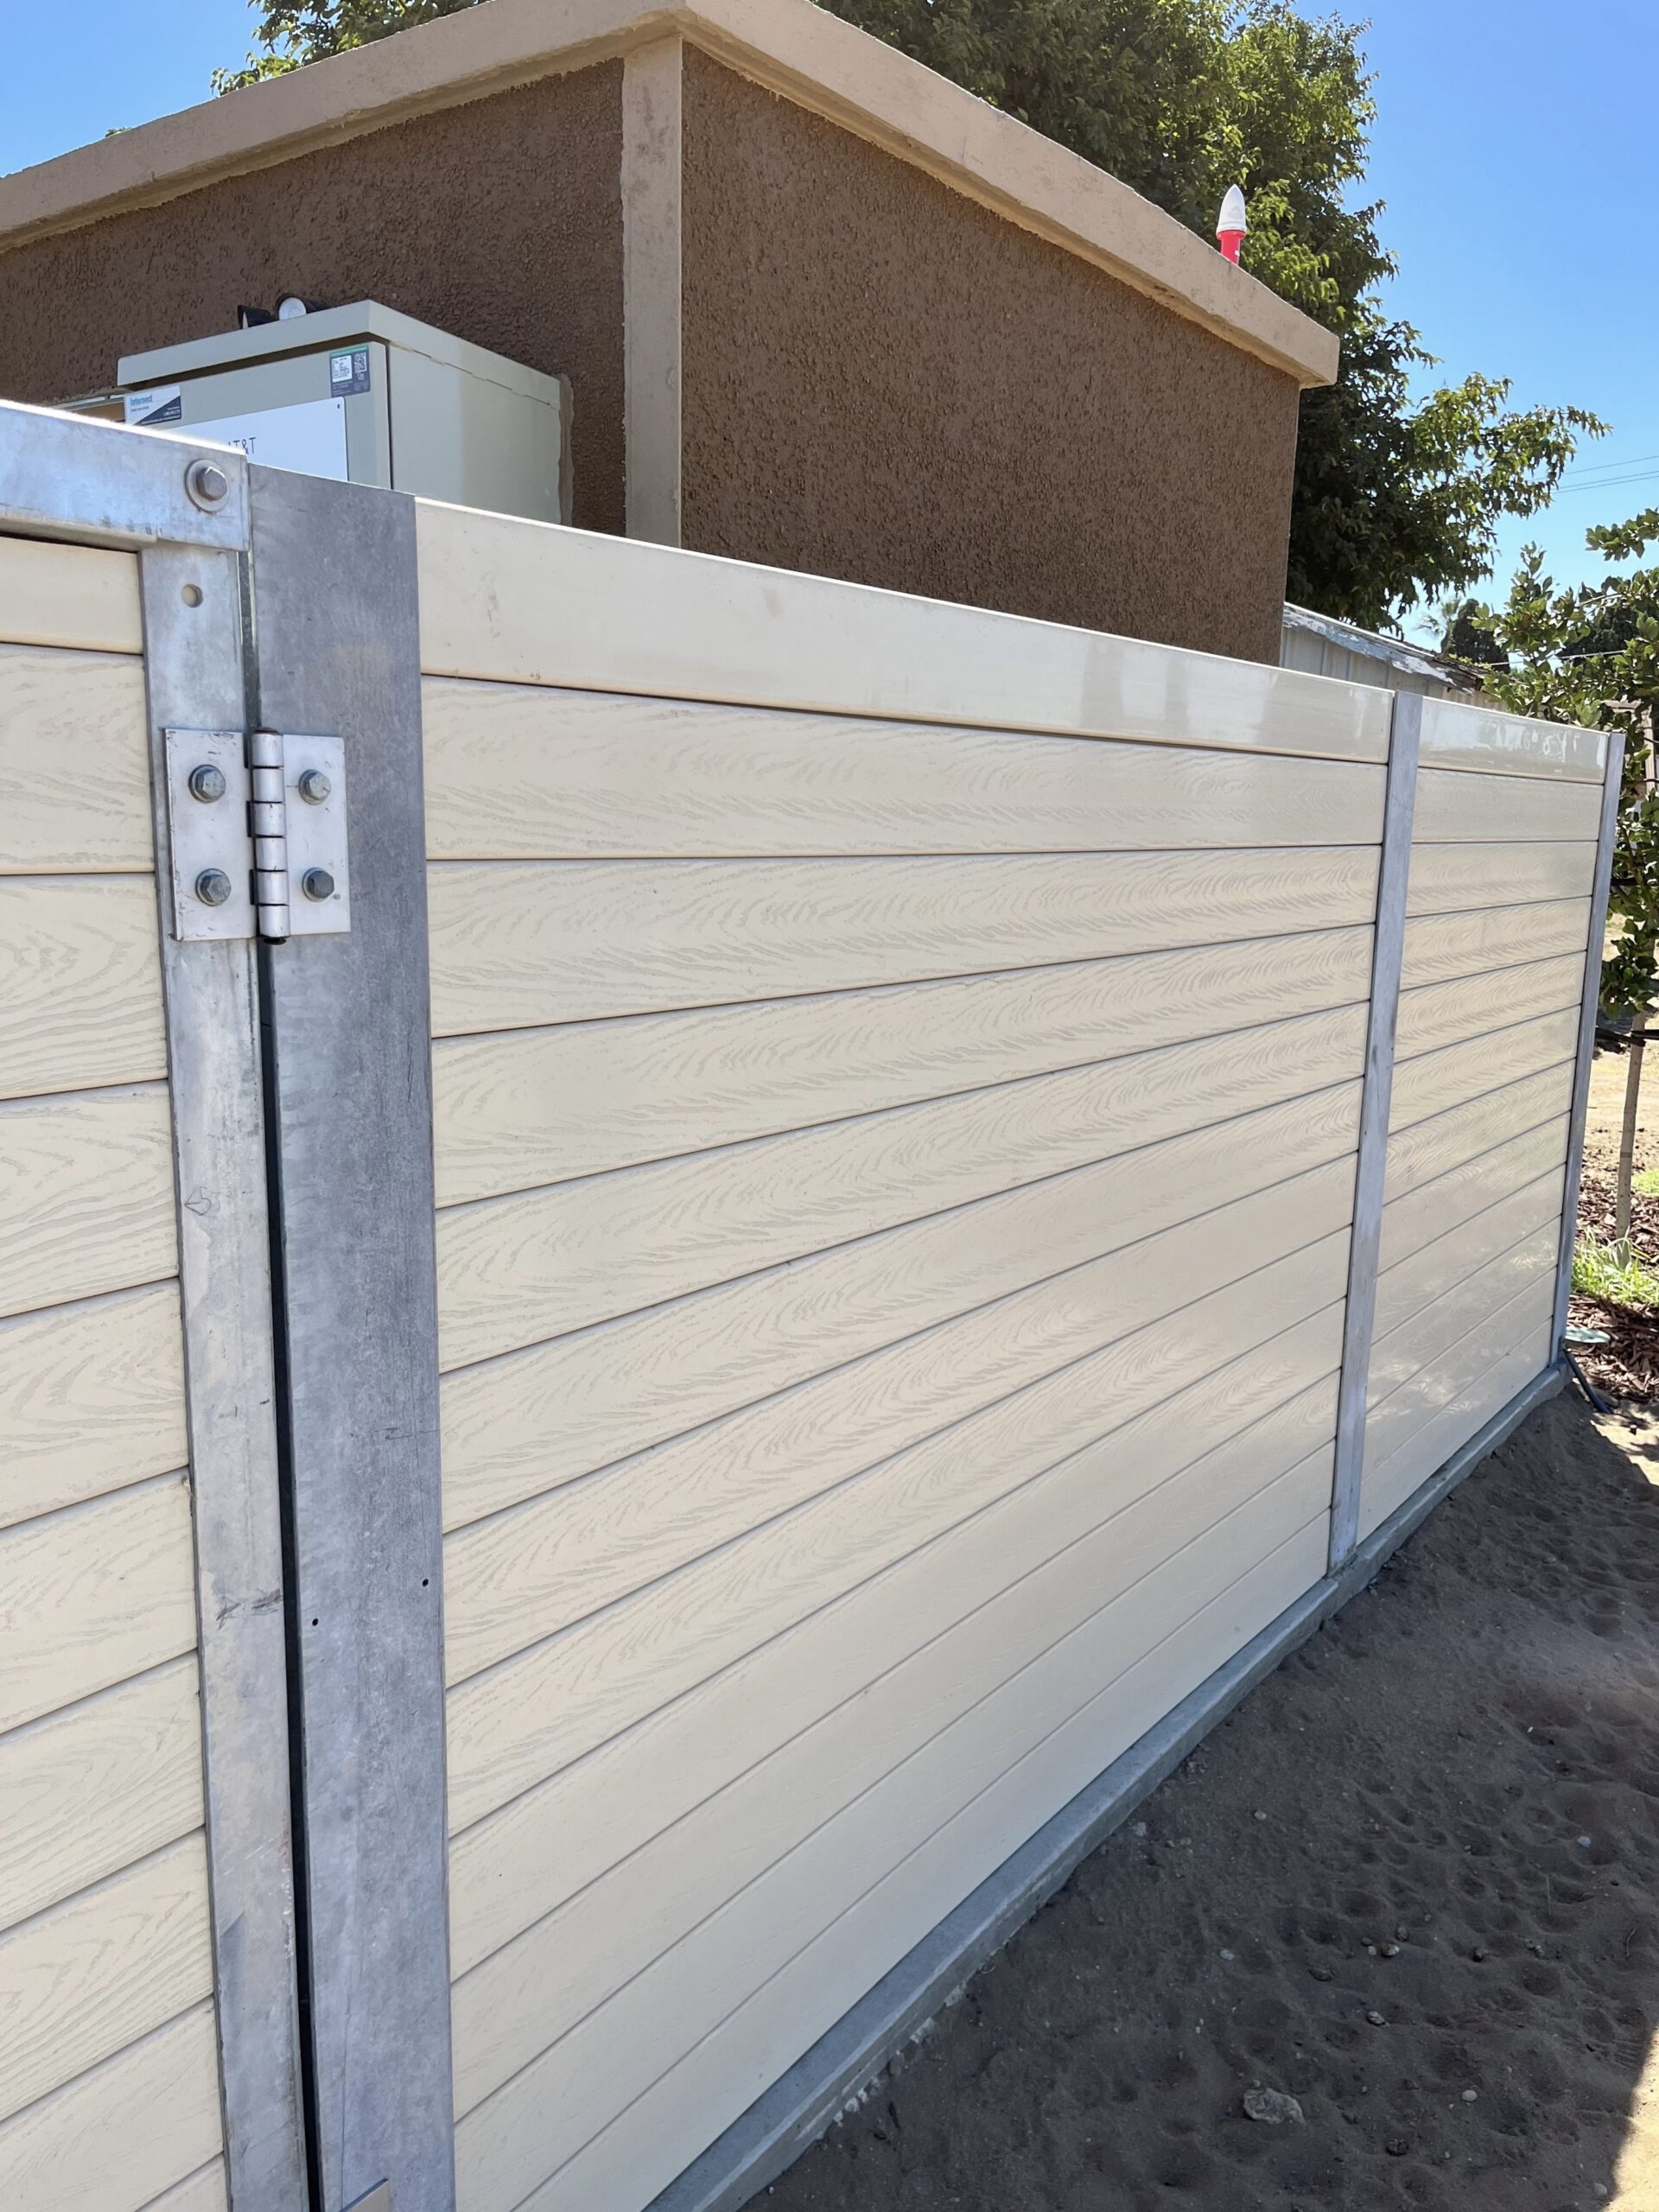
[181,583,204,607]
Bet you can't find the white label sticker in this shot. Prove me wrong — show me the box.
[185,397,351,481]
[124,385,183,426]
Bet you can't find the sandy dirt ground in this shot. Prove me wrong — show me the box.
[762,1394,1659,2212]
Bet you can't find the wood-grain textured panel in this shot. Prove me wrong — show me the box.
[0,877,165,1100]
[139,2164,228,2212]
[0,1662,203,1933]
[1382,1065,1575,1210]
[1388,1008,1580,1134]
[1359,1325,1553,1544]
[1380,1121,1569,1278]
[0,1836,213,2125]
[0,647,152,874]
[421,680,1388,860]
[416,503,1391,765]
[451,1328,1343,1974]
[440,1084,1361,1526]
[437,1004,1365,1361]
[1400,900,1589,991]
[0,1477,198,1733]
[429,847,1381,1035]
[1372,1171,1565,1350]
[1362,1275,1554,1482]
[0,2001,222,2212]
[0,542,143,657]
[1405,841,1596,915]
[0,1087,176,1318]
[444,1236,1349,1832]
[1369,1220,1556,1405]
[1412,767,1602,842]
[457,1518,1331,2212]
[452,1409,1335,2115]
[1395,955,1583,1064]
[442,1157,1357,1685]
[433,935,1373,1208]
[0,1287,187,1530]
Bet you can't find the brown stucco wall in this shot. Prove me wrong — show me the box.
[678,48,1299,663]
[0,65,626,535]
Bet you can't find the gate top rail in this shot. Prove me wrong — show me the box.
[0,397,249,551]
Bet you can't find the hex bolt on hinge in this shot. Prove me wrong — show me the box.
[183,456,232,512]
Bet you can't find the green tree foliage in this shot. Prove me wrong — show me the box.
[1467,518,1659,1024]
[214,0,1599,629]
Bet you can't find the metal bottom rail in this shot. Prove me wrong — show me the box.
[649,1360,1567,2212]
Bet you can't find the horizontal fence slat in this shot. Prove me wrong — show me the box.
[0,1478,198,1733]
[0,541,143,657]
[422,679,1388,861]
[442,1156,1357,1686]
[1412,767,1603,841]
[452,1399,1336,2117]
[0,2000,223,2212]
[1359,1316,1554,1543]
[1371,1170,1566,1348]
[1404,840,1598,914]
[432,933,1373,1209]
[461,1521,1331,2212]
[1362,1275,1554,1484]
[0,877,165,1102]
[440,1084,1361,1526]
[1388,1007,1580,1134]
[0,1286,187,1531]
[1380,1118,1569,1277]
[1368,1219,1557,1404]
[0,647,153,875]
[436,1003,1366,1362]
[1394,954,1584,1063]
[0,1835,213,2126]
[416,505,1392,765]
[1382,1064,1576,1210]
[1400,899,1591,991]
[443,1237,1349,1832]
[0,1088,177,1319]
[0,1662,204,1934]
[429,847,1382,1036]
[450,1333,1343,1974]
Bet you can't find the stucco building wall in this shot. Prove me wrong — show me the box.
[0,66,628,536]
[679,49,1300,662]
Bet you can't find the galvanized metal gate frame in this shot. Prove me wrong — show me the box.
[0,396,1626,2212]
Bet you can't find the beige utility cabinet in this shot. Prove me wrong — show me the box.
[119,300,570,524]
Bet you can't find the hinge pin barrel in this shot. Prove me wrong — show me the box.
[249,730,290,942]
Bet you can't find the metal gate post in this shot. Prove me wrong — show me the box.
[1327,689,1422,1571]
[245,462,455,2212]
[1553,730,1627,1353]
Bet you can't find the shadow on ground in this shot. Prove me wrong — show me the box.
[762,1394,1659,2212]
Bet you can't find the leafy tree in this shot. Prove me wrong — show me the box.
[1468,520,1659,1242]
[214,0,1600,629]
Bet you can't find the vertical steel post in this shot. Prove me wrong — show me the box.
[246,462,454,2212]
[1553,729,1627,1353]
[1327,689,1422,1571]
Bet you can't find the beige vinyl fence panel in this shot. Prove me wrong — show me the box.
[416,501,1393,2212]
[1355,697,1605,1545]
[0,550,228,2212]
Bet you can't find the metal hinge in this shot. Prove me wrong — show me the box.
[165,727,351,942]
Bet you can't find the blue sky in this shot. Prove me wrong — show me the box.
[2,0,1646,633]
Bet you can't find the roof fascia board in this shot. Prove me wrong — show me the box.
[0,0,1338,388]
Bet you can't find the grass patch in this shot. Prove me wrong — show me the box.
[1573,1236,1659,1313]
[1633,1167,1659,1198]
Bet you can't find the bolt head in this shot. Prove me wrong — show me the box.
[184,458,232,512]
[301,868,336,902]
[188,762,227,804]
[296,767,333,804]
[194,868,234,907]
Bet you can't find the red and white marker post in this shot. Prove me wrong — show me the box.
[1216,185,1248,264]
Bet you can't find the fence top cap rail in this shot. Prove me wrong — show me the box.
[0,0,1338,391]
[415,496,1394,763]
[1420,690,1608,785]
[0,397,250,551]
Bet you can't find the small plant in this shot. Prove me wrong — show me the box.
[1573,1236,1659,1313]
[1633,1168,1659,1198]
